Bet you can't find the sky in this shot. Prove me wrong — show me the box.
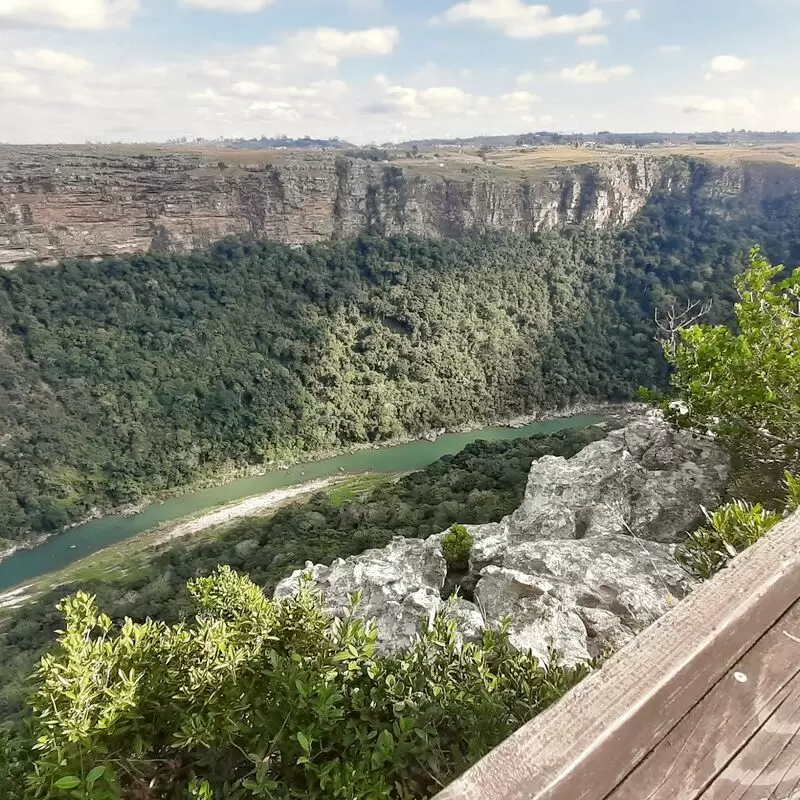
[0,0,798,144]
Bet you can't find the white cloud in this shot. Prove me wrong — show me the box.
[558,61,632,83]
[181,0,274,11]
[246,101,298,120]
[499,90,540,112]
[343,0,384,9]
[189,88,224,107]
[516,71,536,85]
[438,0,606,39]
[658,45,682,55]
[419,86,473,113]
[196,61,232,79]
[709,54,750,73]
[231,81,262,96]
[792,97,800,111]
[576,33,608,45]
[624,8,641,20]
[658,93,758,115]
[0,70,39,98]
[364,81,542,125]
[0,0,138,29]
[69,91,102,108]
[13,49,92,74]
[286,27,399,67]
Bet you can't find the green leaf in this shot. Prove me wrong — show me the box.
[54,776,82,790]
[86,765,106,787]
[296,731,311,754]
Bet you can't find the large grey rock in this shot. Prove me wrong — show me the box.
[274,537,446,651]
[468,415,729,571]
[475,535,694,664]
[274,416,728,664]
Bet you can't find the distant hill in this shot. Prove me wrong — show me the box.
[389,130,800,150]
[168,135,355,150]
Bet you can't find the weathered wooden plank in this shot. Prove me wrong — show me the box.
[434,511,800,800]
[607,600,800,800]
[699,673,800,800]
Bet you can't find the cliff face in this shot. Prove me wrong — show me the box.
[1,146,799,269]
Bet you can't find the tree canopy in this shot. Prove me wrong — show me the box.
[656,248,800,469]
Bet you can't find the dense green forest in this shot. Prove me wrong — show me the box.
[0,426,605,721]
[0,232,631,545]
[2,166,800,796]
[5,176,799,546]
[4,246,800,797]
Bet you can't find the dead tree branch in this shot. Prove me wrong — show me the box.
[654,298,713,348]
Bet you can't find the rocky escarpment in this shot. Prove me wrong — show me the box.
[3,146,799,269]
[275,416,729,665]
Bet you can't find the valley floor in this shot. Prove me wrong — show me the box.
[0,473,376,615]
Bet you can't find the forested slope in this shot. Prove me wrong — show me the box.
[1,184,799,545]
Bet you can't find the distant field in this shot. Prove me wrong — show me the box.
[3,142,800,183]
[389,143,800,182]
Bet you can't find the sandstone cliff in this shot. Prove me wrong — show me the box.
[2,146,799,269]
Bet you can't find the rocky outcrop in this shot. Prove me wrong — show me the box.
[277,537,448,651]
[275,416,729,664]
[3,145,799,269]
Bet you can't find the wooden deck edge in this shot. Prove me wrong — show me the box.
[434,510,800,800]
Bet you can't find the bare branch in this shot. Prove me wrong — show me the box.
[654,298,713,348]
[728,414,800,450]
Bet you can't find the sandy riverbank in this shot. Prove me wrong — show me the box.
[0,476,344,610]
[151,477,339,546]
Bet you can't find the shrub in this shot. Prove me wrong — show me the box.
[676,471,800,580]
[675,500,782,580]
[653,248,800,470]
[0,728,29,800]
[23,566,590,800]
[441,524,474,572]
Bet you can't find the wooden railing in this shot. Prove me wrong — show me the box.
[434,511,800,800]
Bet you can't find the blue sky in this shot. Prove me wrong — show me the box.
[0,0,798,143]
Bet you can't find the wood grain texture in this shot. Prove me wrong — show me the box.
[699,673,800,800]
[434,511,800,800]
[608,600,800,800]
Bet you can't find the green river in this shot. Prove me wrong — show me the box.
[0,414,601,593]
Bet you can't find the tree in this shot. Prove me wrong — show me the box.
[653,248,800,466]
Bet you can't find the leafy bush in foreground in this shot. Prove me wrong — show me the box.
[22,567,590,800]
[655,248,800,471]
[675,472,800,580]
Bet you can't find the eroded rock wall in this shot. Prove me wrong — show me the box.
[3,146,797,269]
